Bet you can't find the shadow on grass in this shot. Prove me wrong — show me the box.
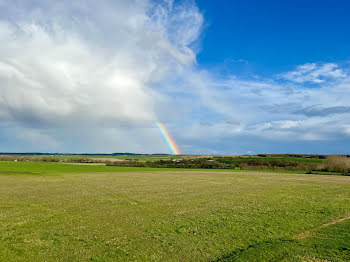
[213,220,350,262]
[212,239,303,262]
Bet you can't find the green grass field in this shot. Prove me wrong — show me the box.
[0,162,349,261]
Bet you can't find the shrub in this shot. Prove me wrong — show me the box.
[322,156,350,174]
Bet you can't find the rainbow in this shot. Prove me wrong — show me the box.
[155,122,181,155]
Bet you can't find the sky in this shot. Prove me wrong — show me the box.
[0,0,350,155]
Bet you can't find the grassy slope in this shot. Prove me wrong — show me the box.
[0,162,349,261]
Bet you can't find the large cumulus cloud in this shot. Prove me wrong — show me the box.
[0,0,203,152]
[0,0,202,127]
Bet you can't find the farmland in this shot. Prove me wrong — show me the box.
[3,154,349,175]
[0,161,349,261]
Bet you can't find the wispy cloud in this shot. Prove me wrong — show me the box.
[169,61,350,152]
[280,63,347,83]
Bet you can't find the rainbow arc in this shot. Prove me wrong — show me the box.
[155,122,181,155]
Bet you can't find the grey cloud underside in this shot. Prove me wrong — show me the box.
[223,119,241,126]
[200,121,213,126]
[261,104,350,117]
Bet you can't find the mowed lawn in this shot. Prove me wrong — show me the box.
[0,162,349,261]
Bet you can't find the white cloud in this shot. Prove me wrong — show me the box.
[344,125,350,136]
[0,0,204,153]
[280,63,347,83]
[0,0,203,127]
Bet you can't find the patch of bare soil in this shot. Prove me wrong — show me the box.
[63,162,106,166]
[293,214,350,240]
[91,158,125,162]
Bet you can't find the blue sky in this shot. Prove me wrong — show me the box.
[0,0,350,154]
[196,0,350,72]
